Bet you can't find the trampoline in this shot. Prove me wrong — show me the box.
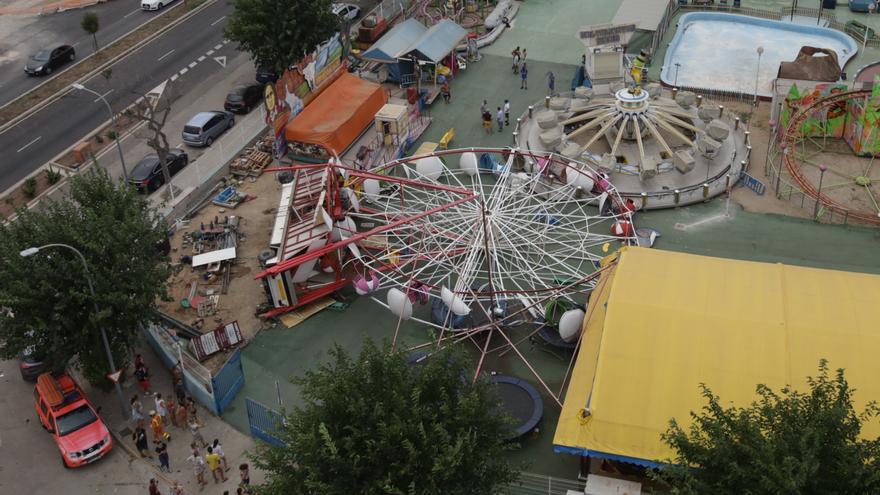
[490,374,544,440]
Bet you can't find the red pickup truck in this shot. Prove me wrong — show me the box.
[34,373,113,468]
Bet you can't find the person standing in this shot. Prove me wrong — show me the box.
[480,99,488,117]
[205,446,228,483]
[511,46,521,74]
[149,478,161,495]
[176,398,189,429]
[212,438,230,472]
[239,463,250,488]
[133,425,152,458]
[135,363,151,396]
[482,110,493,134]
[186,397,199,426]
[441,80,451,104]
[504,100,511,126]
[190,417,207,449]
[520,63,529,90]
[188,447,209,489]
[131,395,144,427]
[150,410,170,443]
[546,71,556,96]
[155,393,168,424]
[155,440,171,473]
[174,377,187,407]
[522,48,528,62]
[496,106,504,132]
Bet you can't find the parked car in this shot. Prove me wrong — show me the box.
[141,0,176,11]
[256,67,279,84]
[128,149,189,192]
[849,0,876,12]
[34,373,113,468]
[24,45,75,76]
[18,345,48,381]
[224,85,263,113]
[333,2,361,21]
[182,111,234,147]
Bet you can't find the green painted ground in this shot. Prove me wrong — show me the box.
[221,0,880,481]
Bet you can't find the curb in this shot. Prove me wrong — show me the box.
[0,0,216,135]
[107,424,177,487]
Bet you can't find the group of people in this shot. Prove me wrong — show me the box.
[480,99,511,134]
[512,46,528,89]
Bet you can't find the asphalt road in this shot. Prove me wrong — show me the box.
[0,0,240,192]
[0,0,183,107]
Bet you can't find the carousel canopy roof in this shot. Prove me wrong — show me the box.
[404,19,467,64]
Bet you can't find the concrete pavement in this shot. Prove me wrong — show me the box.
[0,0,235,192]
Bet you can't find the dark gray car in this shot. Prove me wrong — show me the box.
[181,111,235,147]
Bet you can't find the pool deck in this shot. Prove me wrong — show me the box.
[218,0,880,481]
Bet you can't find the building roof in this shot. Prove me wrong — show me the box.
[554,247,880,467]
[361,18,428,63]
[404,19,467,64]
[612,0,670,31]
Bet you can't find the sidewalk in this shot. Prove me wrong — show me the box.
[91,344,264,494]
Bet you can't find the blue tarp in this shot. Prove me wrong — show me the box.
[362,19,427,63]
[403,19,467,64]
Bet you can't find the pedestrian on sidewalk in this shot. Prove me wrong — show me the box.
[190,418,207,449]
[150,410,171,443]
[168,399,179,428]
[511,46,521,74]
[206,446,228,483]
[155,440,171,473]
[131,395,144,427]
[546,71,556,96]
[187,447,209,489]
[522,48,528,62]
[133,425,153,458]
[135,362,151,396]
[186,397,199,426]
[504,100,510,126]
[496,106,504,132]
[155,393,168,424]
[482,110,493,134]
[212,438,230,471]
[149,478,161,495]
[239,462,250,488]
[520,63,529,90]
[174,378,187,406]
[176,398,189,428]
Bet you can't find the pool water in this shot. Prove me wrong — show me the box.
[661,13,858,96]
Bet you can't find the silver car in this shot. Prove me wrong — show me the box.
[182,110,234,147]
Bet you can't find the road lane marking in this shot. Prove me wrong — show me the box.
[214,44,222,50]
[17,136,41,153]
[188,61,197,68]
[93,89,114,102]
[206,49,214,56]
[197,55,205,62]
[210,15,226,26]
[170,74,178,82]
[223,39,229,44]
[179,68,188,75]
[124,9,141,18]
[157,49,175,61]
[213,56,226,68]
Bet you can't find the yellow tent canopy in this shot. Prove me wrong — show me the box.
[554,247,880,466]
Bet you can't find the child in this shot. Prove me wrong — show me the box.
[239,463,250,489]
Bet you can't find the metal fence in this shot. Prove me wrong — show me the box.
[504,472,586,495]
[212,348,245,414]
[245,397,286,448]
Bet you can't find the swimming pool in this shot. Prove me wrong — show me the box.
[660,12,857,97]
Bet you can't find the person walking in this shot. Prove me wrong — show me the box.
[176,397,189,429]
[522,48,528,62]
[131,395,144,427]
[504,100,510,126]
[155,440,171,473]
[212,438,230,472]
[167,399,179,428]
[496,106,504,132]
[135,362,151,396]
[188,447,209,489]
[546,71,556,96]
[133,425,152,458]
[511,46,521,74]
[186,397,199,426]
[482,110,493,134]
[174,377,186,406]
[205,446,228,483]
[189,417,207,449]
[520,63,528,90]
[155,393,168,425]
[239,463,250,489]
[150,410,170,443]
[149,478,161,495]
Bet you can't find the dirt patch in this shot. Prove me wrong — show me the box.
[156,168,284,359]
[0,167,64,219]
[0,0,206,126]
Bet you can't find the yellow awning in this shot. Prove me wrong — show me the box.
[554,246,880,466]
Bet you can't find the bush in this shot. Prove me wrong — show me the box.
[94,134,104,144]
[106,130,118,140]
[45,167,63,185]
[22,177,38,199]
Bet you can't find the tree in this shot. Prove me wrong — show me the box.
[657,360,880,494]
[0,168,171,385]
[126,82,175,199]
[225,0,339,73]
[81,12,100,52]
[250,340,520,495]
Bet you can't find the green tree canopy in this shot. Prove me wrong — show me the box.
[250,340,520,494]
[0,168,170,384]
[658,360,880,494]
[225,0,339,74]
[81,12,100,52]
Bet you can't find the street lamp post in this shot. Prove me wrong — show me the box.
[674,62,681,87]
[71,83,129,181]
[20,244,128,420]
[814,164,828,218]
[753,46,764,107]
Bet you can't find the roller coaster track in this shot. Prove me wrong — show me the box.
[780,88,880,224]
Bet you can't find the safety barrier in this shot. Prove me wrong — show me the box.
[245,398,286,447]
[738,172,766,195]
[211,348,245,414]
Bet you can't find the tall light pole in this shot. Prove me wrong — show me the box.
[71,83,129,181]
[20,243,128,420]
[753,46,764,107]
[814,164,828,218]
